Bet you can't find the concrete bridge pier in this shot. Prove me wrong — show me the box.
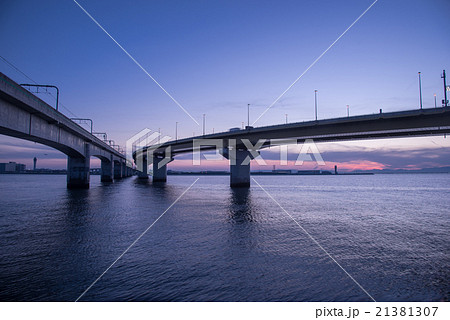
[152,155,172,182]
[230,148,252,188]
[137,155,149,179]
[101,156,114,182]
[67,144,90,189]
[123,165,129,177]
[114,160,123,179]
[121,161,127,178]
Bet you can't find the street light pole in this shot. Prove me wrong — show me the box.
[347,105,349,117]
[202,114,205,135]
[175,122,178,141]
[434,94,437,108]
[418,72,423,109]
[285,114,288,124]
[314,90,318,121]
[247,104,250,127]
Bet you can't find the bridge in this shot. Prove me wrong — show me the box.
[2,71,449,189]
[0,72,133,189]
[135,106,450,187]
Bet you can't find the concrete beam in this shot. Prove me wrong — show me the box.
[0,72,125,160]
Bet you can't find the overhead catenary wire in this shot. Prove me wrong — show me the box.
[0,55,79,118]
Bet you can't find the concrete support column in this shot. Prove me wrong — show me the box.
[137,155,148,179]
[67,144,90,189]
[121,162,127,178]
[101,156,113,182]
[114,160,123,179]
[153,156,168,182]
[230,148,251,188]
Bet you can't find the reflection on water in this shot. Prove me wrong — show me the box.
[227,188,257,223]
[0,174,448,301]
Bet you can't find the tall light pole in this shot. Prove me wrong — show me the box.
[347,105,349,117]
[442,70,448,107]
[314,90,318,121]
[247,104,250,127]
[434,94,437,108]
[285,113,288,124]
[418,72,423,109]
[175,122,178,141]
[158,128,161,144]
[202,114,206,135]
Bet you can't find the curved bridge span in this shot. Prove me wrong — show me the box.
[135,107,450,187]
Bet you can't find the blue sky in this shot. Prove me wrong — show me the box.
[0,0,449,171]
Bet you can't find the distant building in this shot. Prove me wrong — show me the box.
[0,162,26,173]
[297,170,322,175]
[272,169,292,174]
[0,162,15,172]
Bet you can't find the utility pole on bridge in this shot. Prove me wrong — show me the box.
[418,72,423,109]
[443,70,448,107]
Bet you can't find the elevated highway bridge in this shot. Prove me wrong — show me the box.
[135,106,450,187]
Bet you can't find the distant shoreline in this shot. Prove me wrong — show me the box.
[1,171,448,176]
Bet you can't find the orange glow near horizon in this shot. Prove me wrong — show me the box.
[168,158,390,172]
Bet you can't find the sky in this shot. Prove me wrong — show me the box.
[0,0,449,172]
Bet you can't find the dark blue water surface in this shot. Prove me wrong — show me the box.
[0,174,448,301]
